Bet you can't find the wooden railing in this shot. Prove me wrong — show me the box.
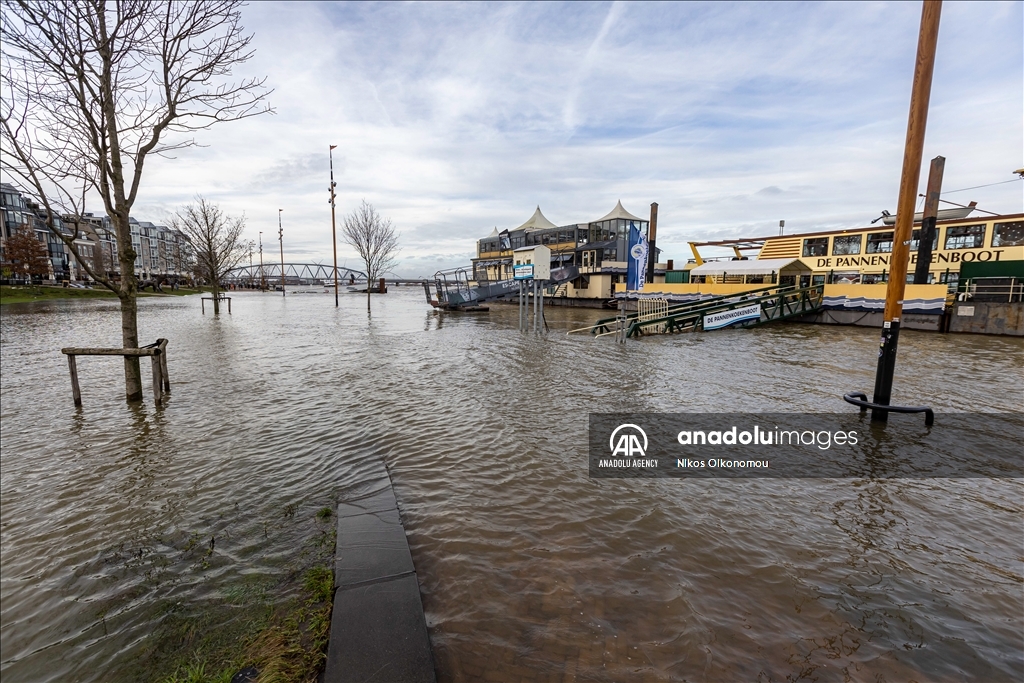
[61,338,169,406]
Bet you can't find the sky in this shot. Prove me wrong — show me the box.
[128,1,1022,275]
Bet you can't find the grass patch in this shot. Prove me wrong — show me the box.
[0,284,204,304]
[152,564,334,683]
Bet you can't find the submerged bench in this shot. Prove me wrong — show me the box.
[325,459,435,683]
[61,338,170,406]
[201,295,231,313]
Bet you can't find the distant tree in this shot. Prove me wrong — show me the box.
[173,198,247,314]
[2,228,50,282]
[1,0,271,401]
[342,200,399,311]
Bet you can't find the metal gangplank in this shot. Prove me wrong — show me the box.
[573,284,824,337]
[424,267,520,310]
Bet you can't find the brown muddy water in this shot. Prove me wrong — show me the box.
[1,288,1022,682]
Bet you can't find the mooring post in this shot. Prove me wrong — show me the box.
[872,0,941,422]
[914,156,945,284]
[68,354,82,407]
[227,297,232,314]
[201,297,205,314]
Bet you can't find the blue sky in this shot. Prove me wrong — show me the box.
[133,1,1023,275]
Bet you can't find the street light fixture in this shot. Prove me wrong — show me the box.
[278,209,285,297]
[258,231,265,290]
[329,145,339,307]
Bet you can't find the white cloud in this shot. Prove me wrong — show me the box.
[120,1,1022,275]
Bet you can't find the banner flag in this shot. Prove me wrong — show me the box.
[626,222,649,291]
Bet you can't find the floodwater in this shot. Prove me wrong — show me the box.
[1,288,1022,682]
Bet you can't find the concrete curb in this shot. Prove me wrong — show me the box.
[324,460,435,683]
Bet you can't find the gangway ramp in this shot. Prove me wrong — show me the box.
[570,284,824,337]
[426,265,578,311]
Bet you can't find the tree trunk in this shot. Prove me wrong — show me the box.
[119,289,142,402]
[367,286,371,311]
[212,280,220,314]
[113,214,142,402]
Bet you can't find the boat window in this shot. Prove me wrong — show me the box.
[944,224,986,250]
[831,271,861,284]
[802,237,828,257]
[993,221,1024,247]
[910,229,939,251]
[866,232,893,253]
[811,275,825,286]
[832,235,862,255]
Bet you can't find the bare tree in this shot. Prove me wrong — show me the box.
[173,198,246,313]
[0,0,271,401]
[342,200,399,311]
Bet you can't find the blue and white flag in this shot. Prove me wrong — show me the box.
[626,222,649,291]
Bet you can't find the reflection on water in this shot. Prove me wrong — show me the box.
[1,290,1022,681]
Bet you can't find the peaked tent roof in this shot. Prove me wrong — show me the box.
[488,227,499,237]
[595,200,644,223]
[515,206,558,231]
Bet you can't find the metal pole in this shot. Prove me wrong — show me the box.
[278,209,286,297]
[914,156,944,284]
[258,232,265,290]
[533,280,538,332]
[518,280,524,331]
[329,145,339,307]
[539,280,545,333]
[872,0,941,422]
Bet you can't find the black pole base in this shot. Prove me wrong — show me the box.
[871,319,901,422]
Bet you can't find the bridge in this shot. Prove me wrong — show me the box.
[225,263,366,286]
[223,263,431,287]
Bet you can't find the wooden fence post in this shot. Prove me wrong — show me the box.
[157,338,170,392]
[151,351,163,406]
[68,354,82,407]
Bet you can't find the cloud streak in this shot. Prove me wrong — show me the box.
[105,1,1022,273]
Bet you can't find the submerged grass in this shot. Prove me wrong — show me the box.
[0,284,203,305]
[156,563,334,683]
[150,507,338,683]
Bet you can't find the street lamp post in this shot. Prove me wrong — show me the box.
[258,231,265,290]
[329,145,339,307]
[278,209,285,297]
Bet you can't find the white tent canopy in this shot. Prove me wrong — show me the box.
[689,258,810,276]
[595,200,644,223]
[515,206,557,231]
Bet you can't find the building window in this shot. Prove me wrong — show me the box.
[993,221,1024,247]
[866,232,893,253]
[802,237,828,257]
[944,224,985,250]
[910,229,939,251]
[832,235,862,255]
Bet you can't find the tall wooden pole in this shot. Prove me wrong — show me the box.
[913,156,945,284]
[329,145,339,307]
[872,0,941,422]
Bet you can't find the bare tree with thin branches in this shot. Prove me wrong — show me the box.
[342,200,399,311]
[173,197,246,314]
[0,0,271,401]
